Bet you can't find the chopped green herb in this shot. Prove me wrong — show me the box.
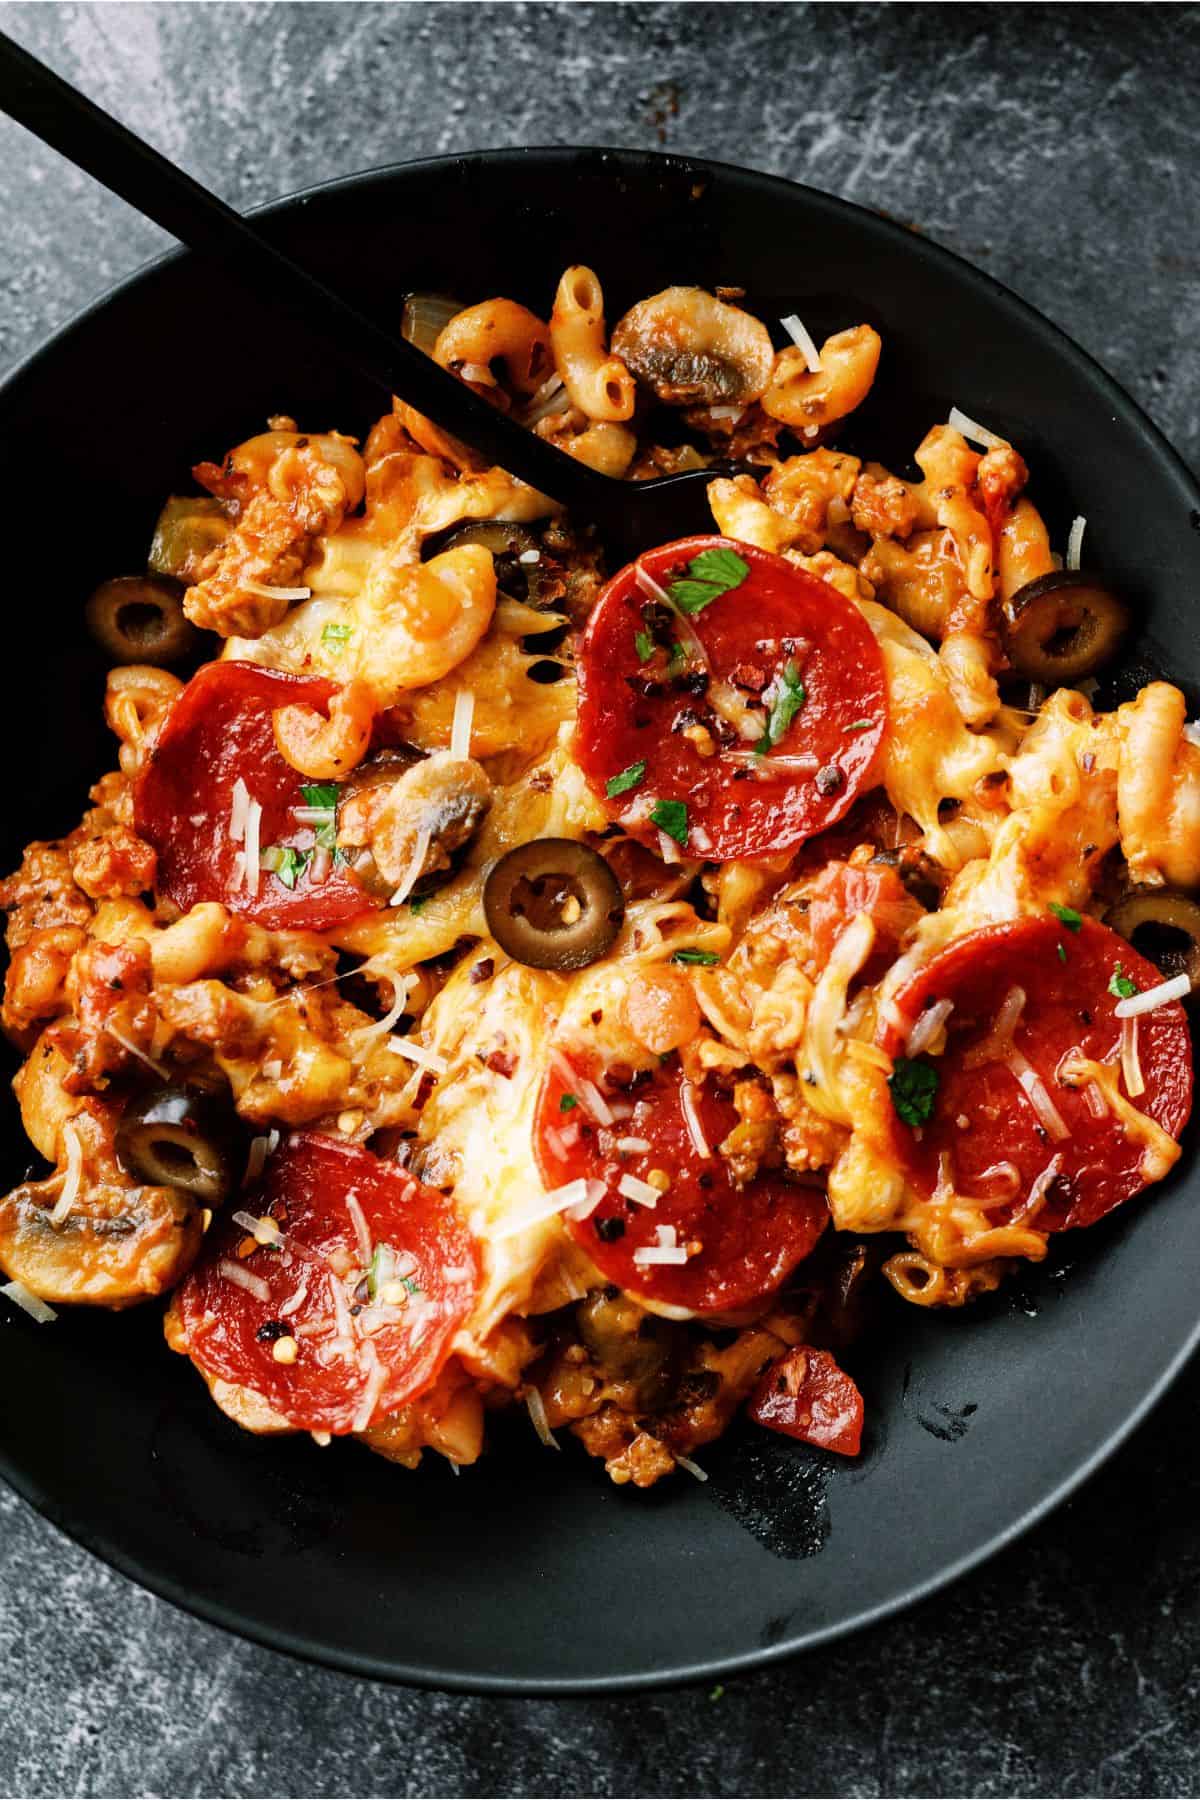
[667,547,750,615]
[1057,942,1067,964]
[314,818,338,851]
[650,798,689,846]
[267,845,310,890]
[888,1056,940,1128]
[758,660,807,751]
[300,782,340,809]
[709,1684,725,1702]
[666,641,687,675]
[402,1275,422,1296]
[559,1092,579,1113]
[606,760,647,798]
[634,630,655,663]
[672,948,720,966]
[845,719,873,733]
[1109,964,1139,1000]
[409,896,429,914]
[1049,902,1083,931]
[322,621,353,649]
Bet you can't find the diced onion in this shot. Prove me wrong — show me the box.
[1006,1049,1071,1140]
[780,313,823,373]
[1,1280,56,1324]
[1120,1016,1146,1098]
[618,1173,661,1208]
[680,1081,712,1160]
[1066,516,1086,572]
[905,998,955,1059]
[450,688,475,762]
[947,405,1009,451]
[388,828,432,908]
[217,1259,271,1302]
[1114,973,1190,1018]
[673,1452,709,1483]
[525,1385,560,1450]
[49,1123,83,1228]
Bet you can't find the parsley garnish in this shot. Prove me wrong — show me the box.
[606,760,647,798]
[672,948,720,966]
[666,642,686,675]
[269,845,310,890]
[409,896,429,914]
[845,719,873,733]
[321,622,353,650]
[758,660,807,751]
[634,630,655,663]
[1049,902,1082,931]
[709,1684,725,1702]
[559,1093,579,1113]
[402,1275,422,1296]
[667,547,749,615]
[1109,964,1138,1000]
[888,1056,939,1128]
[650,798,689,846]
[300,783,340,809]
[1057,943,1067,964]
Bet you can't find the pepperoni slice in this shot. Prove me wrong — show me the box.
[174,1132,479,1434]
[879,916,1193,1231]
[747,1345,864,1456]
[134,661,378,930]
[575,536,887,862]
[535,1052,828,1313]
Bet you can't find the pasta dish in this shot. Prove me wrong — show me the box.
[0,270,1194,1487]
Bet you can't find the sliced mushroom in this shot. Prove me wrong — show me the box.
[1001,570,1130,683]
[611,286,775,408]
[337,750,492,900]
[86,575,203,667]
[482,839,624,970]
[1104,889,1200,986]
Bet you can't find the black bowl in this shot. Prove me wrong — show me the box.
[2,148,1198,1694]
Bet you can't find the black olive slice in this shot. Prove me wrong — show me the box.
[482,839,624,971]
[85,575,202,667]
[422,520,547,604]
[1001,570,1129,683]
[115,1085,242,1204]
[1104,889,1200,986]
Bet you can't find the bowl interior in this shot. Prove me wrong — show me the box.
[1,148,1198,1692]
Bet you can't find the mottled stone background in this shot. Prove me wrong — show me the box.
[1,4,1199,1796]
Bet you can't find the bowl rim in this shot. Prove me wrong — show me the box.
[2,142,1198,1696]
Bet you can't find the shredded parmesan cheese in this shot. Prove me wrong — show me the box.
[947,405,1010,451]
[673,1452,709,1483]
[1066,515,1086,572]
[388,828,432,907]
[905,998,954,1058]
[1120,1016,1146,1098]
[1114,973,1190,1018]
[680,1081,712,1160]
[634,564,673,609]
[618,1172,660,1208]
[1006,1048,1071,1140]
[615,1136,651,1154]
[105,1023,169,1078]
[780,313,823,372]
[244,799,262,898]
[229,776,250,844]
[351,1341,387,1434]
[525,1386,560,1450]
[352,964,413,1045]
[487,1178,592,1242]
[217,1259,271,1302]
[243,579,312,602]
[1016,1153,1064,1224]
[1,1280,56,1323]
[386,1037,448,1076]
[450,688,475,761]
[633,1222,689,1267]
[346,1192,373,1269]
[49,1123,83,1228]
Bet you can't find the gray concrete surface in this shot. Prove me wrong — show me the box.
[1,4,1199,1795]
